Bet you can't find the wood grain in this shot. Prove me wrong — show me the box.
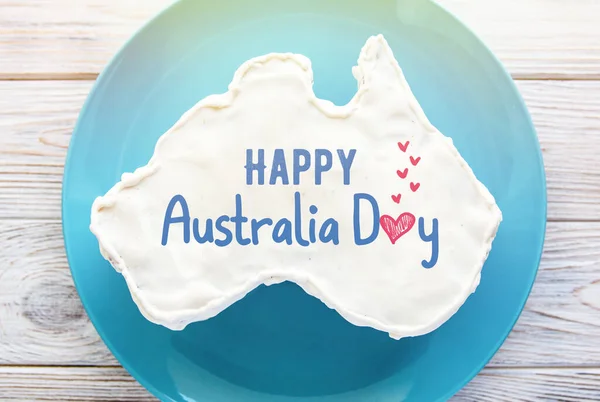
[0,81,82,220]
[456,368,600,401]
[491,222,600,367]
[437,0,600,80]
[0,0,172,80]
[0,220,114,365]
[1,80,600,221]
[0,366,155,401]
[527,80,600,222]
[0,220,599,367]
[0,366,599,401]
[0,0,599,79]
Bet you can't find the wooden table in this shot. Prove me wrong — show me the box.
[1,1,599,400]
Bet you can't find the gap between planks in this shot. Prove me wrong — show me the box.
[2,74,600,82]
[2,364,600,370]
[1,0,600,79]
[0,73,98,81]
[0,365,599,401]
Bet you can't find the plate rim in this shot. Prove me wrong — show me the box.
[61,0,548,400]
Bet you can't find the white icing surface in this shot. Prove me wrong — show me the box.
[90,35,502,339]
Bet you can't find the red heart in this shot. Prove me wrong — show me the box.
[380,213,416,244]
[410,156,421,166]
[410,182,420,192]
[391,194,402,204]
[397,141,410,153]
[396,168,408,179]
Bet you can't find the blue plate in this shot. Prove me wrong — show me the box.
[62,0,546,400]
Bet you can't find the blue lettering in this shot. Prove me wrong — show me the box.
[273,218,293,245]
[269,149,289,185]
[161,194,190,246]
[192,218,214,243]
[308,205,318,243]
[353,193,380,245]
[319,218,339,244]
[214,216,232,247]
[315,149,332,185]
[419,217,439,268]
[245,149,266,185]
[231,194,251,245]
[294,191,309,246]
[293,149,311,185]
[251,218,273,245]
[337,149,356,185]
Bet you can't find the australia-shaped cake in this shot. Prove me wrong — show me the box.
[90,35,502,339]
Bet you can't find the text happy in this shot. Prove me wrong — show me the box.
[162,148,440,268]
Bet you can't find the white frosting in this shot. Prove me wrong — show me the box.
[90,35,501,339]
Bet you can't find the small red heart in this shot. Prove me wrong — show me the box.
[397,141,410,153]
[410,182,420,192]
[391,194,402,204]
[396,168,408,179]
[410,156,421,166]
[380,213,416,244]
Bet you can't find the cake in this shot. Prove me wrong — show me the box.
[90,34,502,339]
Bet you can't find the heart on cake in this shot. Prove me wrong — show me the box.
[90,35,502,339]
[379,213,416,244]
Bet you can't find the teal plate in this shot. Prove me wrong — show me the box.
[62,0,546,400]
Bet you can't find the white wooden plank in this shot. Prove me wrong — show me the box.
[437,0,600,79]
[0,220,115,365]
[0,220,599,366]
[0,0,598,79]
[0,366,155,401]
[1,80,599,221]
[456,368,600,401]
[490,222,600,366]
[0,81,82,220]
[0,366,598,401]
[0,0,173,80]
[524,80,600,222]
